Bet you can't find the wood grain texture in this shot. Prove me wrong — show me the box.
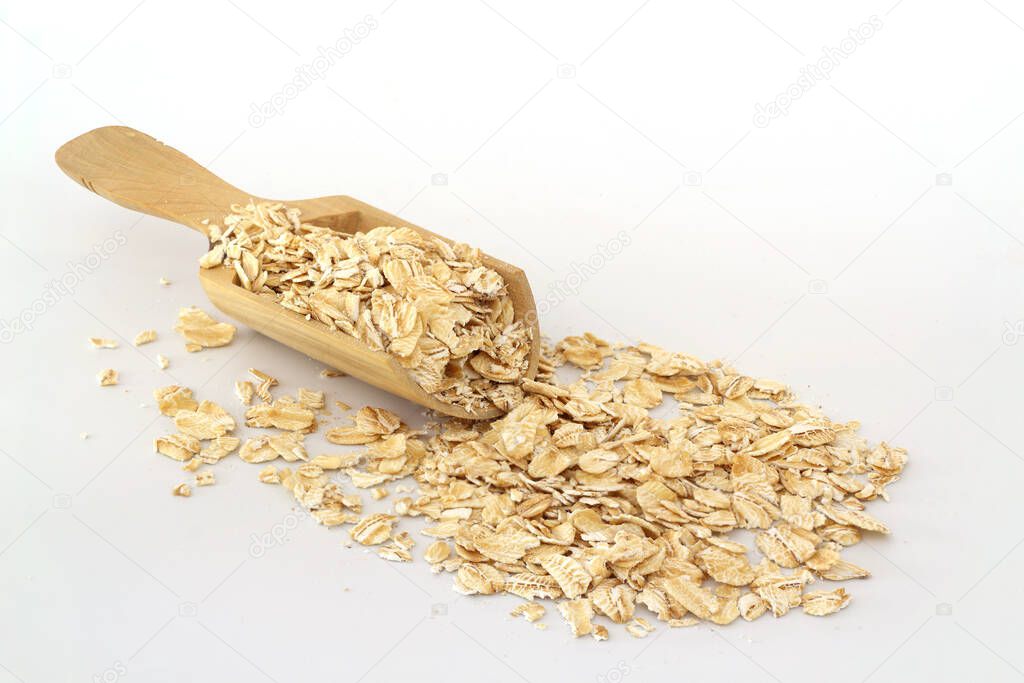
[55,126,540,420]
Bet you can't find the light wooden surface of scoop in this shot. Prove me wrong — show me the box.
[55,126,540,420]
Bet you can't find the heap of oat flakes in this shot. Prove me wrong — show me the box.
[198,202,532,414]
[148,321,907,640]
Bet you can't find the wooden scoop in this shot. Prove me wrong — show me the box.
[55,126,540,420]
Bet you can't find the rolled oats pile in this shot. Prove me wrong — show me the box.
[198,202,532,414]
[146,323,906,638]
[317,335,907,634]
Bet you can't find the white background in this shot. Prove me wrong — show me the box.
[2,0,1023,681]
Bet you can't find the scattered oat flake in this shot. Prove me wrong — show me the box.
[310,454,346,470]
[199,436,239,464]
[133,329,157,346]
[234,380,254,405]
[239,432,306,463]
[174,306,235,348]
[558,598,594,637]
[626,618,655,638]
[510,602,545,623]
[195,470,215,486]
[258,465,280,484]
[172,483,191,497]
[174,400,235,439]
[540,554,591,599]
[325,426,376,446]
[154,385,197,416]
[348,470,390,488]
[155,433,200,461]
[156,354,169,369]
[89,337,118,349]
[97,369,118,386]
[378,544,412,562]
[159,277,171,286]
[246,370,277,402]
[424,541,451,564]
[350,514,395,545]
[249,368,277,387]
[297,388,325,410]
[296,462,323,478]
[802,588,851,616]
[393,531,415,550]
[245,400,315,431]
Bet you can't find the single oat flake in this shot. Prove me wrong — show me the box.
[155,433,200,461]
[97,369,118,386]
[174,306,235,348]
[424,541,451,564]
[89,337,118,349]
[258,465,280,484]
[802,588,851,616]
[510,602,546,623]
[174,400,235,439]
[154,385,197,416]
[350,514,395,545]
[134,329,157,346]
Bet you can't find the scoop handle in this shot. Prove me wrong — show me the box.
[55,126,251,235]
